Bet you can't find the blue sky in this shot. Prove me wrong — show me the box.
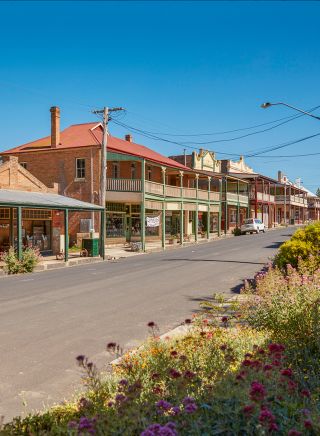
[0,1,319,190]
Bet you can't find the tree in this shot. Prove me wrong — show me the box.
[316,187,320,198]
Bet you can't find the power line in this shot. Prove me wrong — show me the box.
[110,118,320,159]
[125,106,320,137]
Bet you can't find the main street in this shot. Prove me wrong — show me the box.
[0,227,294,420]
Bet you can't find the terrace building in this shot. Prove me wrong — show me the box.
[221,157,279,228]
[276,172,308,224]
[170,150,250,233]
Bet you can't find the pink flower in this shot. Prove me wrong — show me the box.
[259,408,275,424]
[288,430,302,436]
[250,381,266,402]
[269,422,279,432]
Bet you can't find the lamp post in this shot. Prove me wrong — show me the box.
[261,102,320,121]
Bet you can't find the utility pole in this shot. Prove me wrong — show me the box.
[92,107,124,206]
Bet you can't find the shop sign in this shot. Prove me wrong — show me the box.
[146,215,160,227]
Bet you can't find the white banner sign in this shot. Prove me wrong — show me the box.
[146,215,160,227]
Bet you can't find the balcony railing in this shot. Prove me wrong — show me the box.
[107,178,223,202]
[275,195,308,207]
[107,178,141,192]
[222,192,249,204]
[256,192,276,202]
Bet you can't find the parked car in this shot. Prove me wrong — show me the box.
[241,218,265,234]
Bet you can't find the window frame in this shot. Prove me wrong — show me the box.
[75,158,86,180]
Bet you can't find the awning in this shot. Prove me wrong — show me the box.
[0,189,104,211]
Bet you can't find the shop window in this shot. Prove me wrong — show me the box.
[131,217,141,236]
[0,208,10,219]
[76,158,86,179]
[106,213,125,238]
[22,209,52,220]
[112,162,120,179]
[230,209,237,224]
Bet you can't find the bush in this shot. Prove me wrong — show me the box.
[232,227,242,236]
[1,247,40,274]
[275,222,320,269]
[1,247,21,274]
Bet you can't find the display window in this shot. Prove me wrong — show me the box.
[106,213,125,238]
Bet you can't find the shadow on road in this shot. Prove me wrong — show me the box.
[264,241,283,249]
[163,258,265,265]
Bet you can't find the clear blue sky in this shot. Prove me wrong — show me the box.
[0,1,319,190]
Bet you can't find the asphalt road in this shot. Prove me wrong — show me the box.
[0,227,294,421]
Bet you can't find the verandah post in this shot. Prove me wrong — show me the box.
[17,206,22,260]
[218,178,222,237]
[195,174,199,242]
[141,159,146,251]
[64,209,69,262]
[100,209,105,259]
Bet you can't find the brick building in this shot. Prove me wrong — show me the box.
[2,107,222,249]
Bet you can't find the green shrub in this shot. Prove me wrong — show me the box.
[232,227,242,236]
[1,247,21,274]
[275,222,320,269]
[1,247,40,274]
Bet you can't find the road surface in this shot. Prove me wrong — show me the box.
[0,227,294,420]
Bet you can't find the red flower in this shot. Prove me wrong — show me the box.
[170,350,178,358]
[263,364,273,372]
[242,359,252,367]
[304,420,313,429]
[268,343,285,354]
[183,370,196,379]
[281,368,293,377]
[301,389,311,398]
[242,404,255,416]
[184,318,192,324]
[220,344,227,351]
[221,316,228,323]
[250,381,266,402]
[169,368,181,379]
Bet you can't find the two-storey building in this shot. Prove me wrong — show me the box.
[170,150,250,233]
[1,107,222,250]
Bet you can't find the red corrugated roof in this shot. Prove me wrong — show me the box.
[3,122,188,170]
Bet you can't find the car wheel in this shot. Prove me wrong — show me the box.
[256,230,259,234]
[250,232,253,234]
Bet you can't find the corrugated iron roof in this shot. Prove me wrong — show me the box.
[3,123,189,170]
[0,189,103,210]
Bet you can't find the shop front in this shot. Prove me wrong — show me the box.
[0,208,52,253]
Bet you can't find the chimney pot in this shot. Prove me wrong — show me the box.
[125,134,133,142]
[50,106,60,148]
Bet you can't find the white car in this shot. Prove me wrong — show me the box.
[241,218,265,234]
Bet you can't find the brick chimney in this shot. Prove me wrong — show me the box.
[50,106,60,148]
[278,170,282,182]
[125,134,133,142]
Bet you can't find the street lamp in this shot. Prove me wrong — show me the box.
[261,102,320,121]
